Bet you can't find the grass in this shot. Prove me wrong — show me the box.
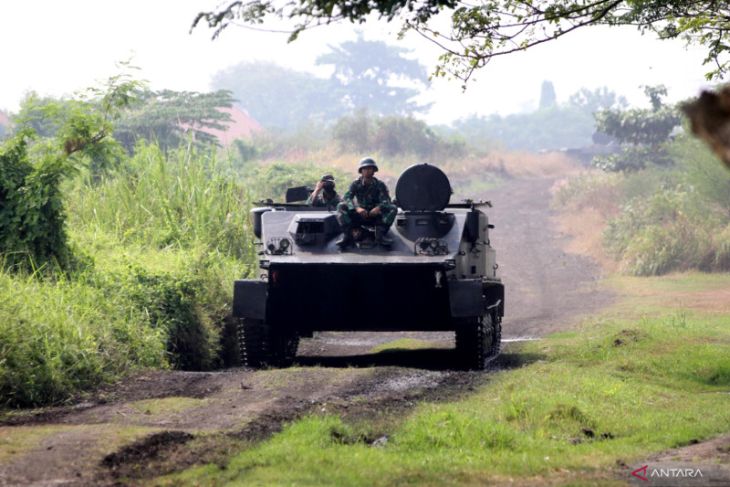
[159,273,730,486]
[0,270,167,407]
[0,142,257,407]
[553,137,730,276]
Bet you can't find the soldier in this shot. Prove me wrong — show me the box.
[306,174,341,210]
[336,157,397,249]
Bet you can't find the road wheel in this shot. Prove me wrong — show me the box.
[455,313,500,370]
[237,319,299,368]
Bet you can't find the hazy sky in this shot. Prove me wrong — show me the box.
[0,0,717,123]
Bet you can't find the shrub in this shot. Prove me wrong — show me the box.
[0,132,76,272]
[332,112,467,160]
[557,135,730,275]
[0,269,167,407]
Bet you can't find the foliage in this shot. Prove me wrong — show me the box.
[114,89,235,152]
[558,135,730,275]
[0,131,74,272]
[333,111,467,159]
[604,188,716,275]
[0,269,167,407]
[68,141,260,373]
[245,162,350,201]
[212,61,343,130]
[593,86,682,172]
[1,77,136,272]
[568,86,628,113]
[316,34,430,116]
[446,86,627,152]
[193,0,730,84]
[102,264,221,371]
[332,109,372,153]
[452,107,594,151]
[69,142,255,261]
[213,37,431,131]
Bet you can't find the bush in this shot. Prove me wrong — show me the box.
[0,269,167,407]
[557,136,730,275]
[0,132,75,272]
[604,189,711,275]
[332,112,467,160]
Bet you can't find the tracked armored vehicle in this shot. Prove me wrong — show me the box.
[233,164,504,370]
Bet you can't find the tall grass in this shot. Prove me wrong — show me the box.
[0,269,166,407]
[1,142,259,407]
[555,136,730,275]
[69,142,255,262]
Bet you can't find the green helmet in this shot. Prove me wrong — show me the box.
[358,157,378,173]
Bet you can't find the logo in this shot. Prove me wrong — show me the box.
[632,465,649,482]
[630,464,704,482]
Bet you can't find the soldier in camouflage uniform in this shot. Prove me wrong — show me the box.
[306,174,341,210]
[336,157,397,249]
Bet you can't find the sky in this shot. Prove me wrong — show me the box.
[0,0,718,124]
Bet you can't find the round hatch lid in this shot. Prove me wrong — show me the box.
[395,163,452,211]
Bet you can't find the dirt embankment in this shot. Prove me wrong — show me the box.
[0,174,614,486]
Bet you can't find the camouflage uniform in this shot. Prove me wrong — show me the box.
[337,177,397,231]
[306,191,341,210]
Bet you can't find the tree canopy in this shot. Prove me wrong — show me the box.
[593,85,682,171]
[113,89,235,152]
[316,34,430,115]
[193,0,730,84]
[212,38,430,129]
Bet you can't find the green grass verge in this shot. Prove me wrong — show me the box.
[160,275,730,486]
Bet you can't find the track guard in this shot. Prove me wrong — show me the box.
[448,279,486,318]
[233,280,267,320]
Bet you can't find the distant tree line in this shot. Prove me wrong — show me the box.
[212,35,429,131]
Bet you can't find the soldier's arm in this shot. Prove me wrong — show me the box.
[344,183,358,211]
[377,181,393,207]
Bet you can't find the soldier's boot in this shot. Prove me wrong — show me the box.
[336,229,354,250]
[375,226,393,248]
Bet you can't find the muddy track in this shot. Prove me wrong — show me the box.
[0,176,612,486]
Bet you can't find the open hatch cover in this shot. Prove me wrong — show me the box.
[395,163,452,211]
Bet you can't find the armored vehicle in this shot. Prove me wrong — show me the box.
[233,164,504,370]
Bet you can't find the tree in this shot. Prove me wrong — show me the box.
[193,0,730,85]
[114,89,235,152]
[539,81,557,110]
[2,76,137,272]
[212,61,342,131]
[593,85,682,171]
[569,86,628,113]
[316,34,430,115]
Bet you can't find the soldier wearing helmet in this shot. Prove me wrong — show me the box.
[306,174,341,210]
[336,157,397,249]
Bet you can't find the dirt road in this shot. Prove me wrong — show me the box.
[0,176,613,486]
